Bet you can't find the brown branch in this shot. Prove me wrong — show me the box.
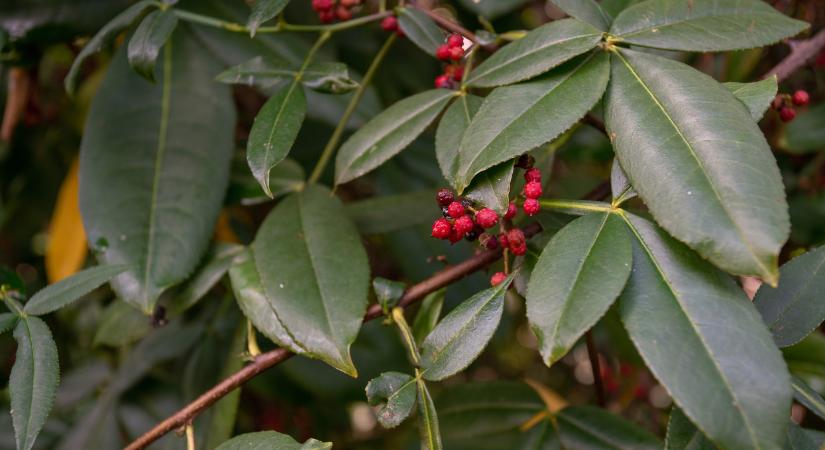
[763,27,825,82]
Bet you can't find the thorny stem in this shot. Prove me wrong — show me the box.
[308,33,397,184]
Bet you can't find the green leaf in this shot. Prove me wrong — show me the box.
[785,422,819,450]
[791,375,825,422]
[724,77,778,121]
[365,372,417,428]
[606,48,788,283]
[373,278,406,312]
[64,0,154,95]
[335,89,455,185]
[398,7,445,55]
[550,0,612,31]
[420,273,514,381]
[346,191,434,234]
[300,62,359,94]
[783,333,825,379]
[10,317,59,450]
[665,407,714,450]
[216,431,331,450]
[557,406,661,449]
[754,245,825,347]
[412,289,444,346]
[247,0,290,37]
[93,301,151,347]
[416,378,442,450]
[466,19,603,88]
[0,312,18,333]
[248,81,306,198]
[780,103,825,154]
[526,213,632,365]
[610,0,808,52]
[127,9,178,82]
[215,57,358,94]
[610,159,636,205]
[251,184,369,376]
[169,243,245,314]
[227,155,305,205]
[619,213,791,450]
[463,162,515,215]
[457,52,609,192]
[435,94,483,190]
[23,264,130,316]
[80,29,235,313]
[455,0,529,19]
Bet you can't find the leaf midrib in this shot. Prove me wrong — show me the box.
[261,80,302,187]
[19,318,36,449]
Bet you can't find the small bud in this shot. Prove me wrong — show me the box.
[771,94,785,111]
[779,107,797,122]
[792,90,810,106]
[380,16,399,32]
[435,74,451,89]
[504,203,517,220]
[490,271,507,286]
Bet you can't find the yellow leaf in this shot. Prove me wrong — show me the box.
[46,159,87,283]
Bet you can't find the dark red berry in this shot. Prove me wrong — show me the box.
[318,10,334,22]
[792,90,810,106]
[447,201,465,218]
[454,215,474,236]
[507,228,527,256]
[524,168,541,183]
[475,208,499,228]
[464,228,480,241]
[448,46,464,61]
[381,16,399,32]
[447,33,464,48]
[436,188,454,207]
[335,5,352,21]
[452,65,464,81]
[480,233,499,249]
[436,44,451,61]
[771,94,785,111]
[523,181,542,199]
[780,107,797,122]
[523,198,540,216]
[431,218,452,239]
[515,154,535,169]
[504,203,517,220]
[312,0,333,11]
[435,74,451,89]
[490,271,507,286]
[498,233,509,248]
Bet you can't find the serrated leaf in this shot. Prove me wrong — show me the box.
[64,0,154,95]
[247,0,290,37]
[335,89,455,185]
[754,245,825,347]
[248,81,306,198]
[10,317,59,450]
[466,19,603,88]
[80,29,235,313]
[791,375,825,422]
[346,191,434,234]
[127,9,178,82]
[398,7,444,55]
[606,48,788,283]
[463,162,515,214]
[619,213,791,450]
[526,213,632,365]
[23,264,130,315]
[169,243,245,314]
[420,273,514,381]
[724,77,778,121]
[557,406,661,449]
[781,103,825,154]
[550,0,612,31]
[435,94,483,189]
[412,289,444,345]
[610,0,808,52]
[373,278,406,312]
[216,431,332,450]
[457,52,609,192]
[366,372,417,428]
[251,184,369,376]
[0,313,18,334]
[416,378,442,450]
[665,407,714,450]
[610,159,636,204]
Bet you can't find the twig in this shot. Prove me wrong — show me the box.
[585,331,606,407]
[411,4,496,52]
[763,28,825,82]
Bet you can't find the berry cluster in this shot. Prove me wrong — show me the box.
[311,0,361,23]
[430,189,498,244]
[434,33,465,89]
[380,15,404,36]
[772,89,810,122]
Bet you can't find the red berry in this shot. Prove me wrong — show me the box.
[318,10,334,22]
[524,168,541,183]
[431,218,452,239]
[779,107,797,122]
[340,0,360,6]
[335,5,352,21]
[395,28,405,37]
[381,16,399,32]
[447,201,465,218]
[454,215,474,236]
[312,0,333,11]
[452,65,464,81]
[523,181,542,199]
[490,271,507,286]
[447,33,464,48]
[523,198,540,216]
[448,46,464,61]
[436,188,454,207]
[792,90,810,106]
[435,74,451,89]
[771,94,785,111]
[498,233,509,248]
[448,228,463,244]
[504,203,517,220]
[480,233,499,249]
[507,228,527,256]
[475,208,499,229]
[436,44,451,61]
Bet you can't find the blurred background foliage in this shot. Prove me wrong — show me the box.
[0,0,823,448]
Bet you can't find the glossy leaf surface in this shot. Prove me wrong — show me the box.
[127,9,178,81]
